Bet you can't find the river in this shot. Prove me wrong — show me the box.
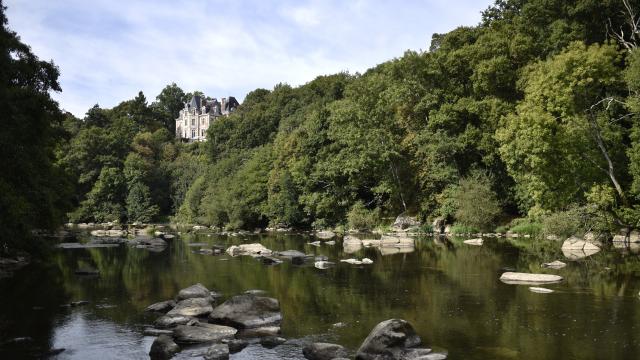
[1,228,640,359]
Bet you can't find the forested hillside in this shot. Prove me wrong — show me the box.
[2,0,640,254]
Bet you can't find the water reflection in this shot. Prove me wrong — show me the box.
[1,231,640,359]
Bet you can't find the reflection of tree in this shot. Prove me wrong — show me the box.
[32,232,640,359]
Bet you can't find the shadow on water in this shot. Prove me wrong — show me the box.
[2,230,640,359]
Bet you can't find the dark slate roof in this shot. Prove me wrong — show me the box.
[189,95,202,109]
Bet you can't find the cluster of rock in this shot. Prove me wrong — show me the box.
[58,233,173,252]
[146,283,283,359]
[344,235,414,256]
[145,284,446,359]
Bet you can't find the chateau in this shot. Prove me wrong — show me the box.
[175,95,240,141]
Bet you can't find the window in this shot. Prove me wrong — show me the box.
[192,130,195,138]
[191,118,195,126]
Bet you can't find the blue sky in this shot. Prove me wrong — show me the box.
[5,0,492,117]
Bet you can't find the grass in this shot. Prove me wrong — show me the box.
[450,224,480,234]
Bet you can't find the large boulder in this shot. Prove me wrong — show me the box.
[303,342,349,360]
[561,236,600,260]
[499,272,563,285]
[315,230,336,239]
[209,294,282,329]
[167,297,213,317]
[344,236,363,254]
[172,323,237,344]
[391,215,421,231]
[226,243,272,256]
[355,319,424,360]
[149,334,180,360]
[177,283,210,300]
[381,235,414,248]
[145,300,176,313]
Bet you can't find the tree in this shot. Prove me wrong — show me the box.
[153,83,186,133]
[497,42,629,218]
[0,2,72,253]
[126,182,159,223]
[452,172,501,231]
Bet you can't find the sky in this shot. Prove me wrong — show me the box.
[5,0,492,117]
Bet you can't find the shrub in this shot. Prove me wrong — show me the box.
[347,202,380,231]
[542,207,583,238]
[509,218,543,236]
[450,224,479,234]
[452,172,502,231]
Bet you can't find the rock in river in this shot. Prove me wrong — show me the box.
[303,342,349,360]
[314,261,334,269]
[356,319,436,360]
[209,294,282,329]
[529,287,554,294]
[499,272,563,285]
[149,334,180,360]
[260,336,286,348]
[154,314,192,328]
[561,236,601,260]
[542,260,566,269]
[204,343,229,360]
[173,323,237,344]
[226,339,249,353]
[177,283,211,300]
[226,243,273,256]
[315,230,336,239]
[167,297,213,317]
[145,300,176,313]
[463,238,483,246]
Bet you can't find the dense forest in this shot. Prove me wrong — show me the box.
[2,0,640,254]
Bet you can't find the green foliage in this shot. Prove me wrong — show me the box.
[0,4,73,253]
[508,218,543,236]
[346,202,380,231]
[450,224,479,234]
[126,182,159,223]
[451,172,502,232]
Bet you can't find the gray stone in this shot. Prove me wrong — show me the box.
[315,230,336,239]
[209,294,281,329]
[314,261,334,269]
[226,339,249,353]
[167,297,213,317]
[145,300,176,313]
[204,343,229,360]
[176,283,210,300]
[355,319,422,360]
[529,287,554,294]
[303,342,349,360]
[237,325,281,338]
[143,328,174,336]
[149,334,179,360]
[260,336,286,348]
[542,260,566,269]
[499,272,563,285]
[463,238,483,246]
[172,323,237,344]
[391,214,421,231]
[277,250,307,258]
[154,314,192,328]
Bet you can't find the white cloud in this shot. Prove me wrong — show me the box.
[4,0,491,117]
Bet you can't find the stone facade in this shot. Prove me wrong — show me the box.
[175,95,239,141]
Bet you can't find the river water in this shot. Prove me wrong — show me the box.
[2,229,640,359]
